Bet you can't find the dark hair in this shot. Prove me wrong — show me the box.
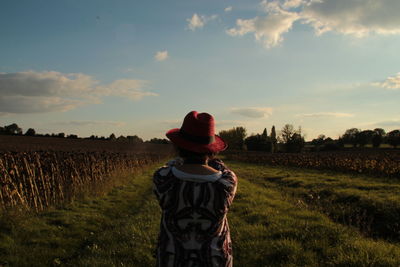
[175,146,217,164]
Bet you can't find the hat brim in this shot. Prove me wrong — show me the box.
[166,128,228,153]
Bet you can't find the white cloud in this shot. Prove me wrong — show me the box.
[302,0,400,36]
[282,0,304,9]
[224,6,233,12]
[0,71,97,97]
[187,13,205,31]
[161,119,182,128]
[227,1,299,48]
[231,107,273,118]
[154,50,169,61]
[216,120,247,127]
[297,112,354,118]
[227,0,400,48]
[98,79,157,101]
[360,119,400,129]
[50,121,126,127]
[372,73,400,89]
[0,71,157,114]
[186,13,217,31]
[0,96,82,114]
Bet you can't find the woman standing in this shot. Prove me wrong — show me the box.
[153,111,238,267]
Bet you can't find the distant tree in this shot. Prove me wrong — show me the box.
[372,128,386,148]
[109,133,116,141]
[57,132,65,138]
[245,132,272,152]
[311,135,339,151]
[374,128,386,137]
[320,138,341,151]
[67,134,78,139]
[117,135,126,141]
[3,123,22,135]
[279,124,305,153]
[261,128,268,139]
[147,138,170,144]
[342,128,360,147]
[311,134,326,147]
[24,128,36,136]
[126,135,143,143]
[280,124,295,144]
[270,126,277,153]
[219,126,247,150]
[356,130,374,147]
[0,126,4,134]
[387,130,400,148]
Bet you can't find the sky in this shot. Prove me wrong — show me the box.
[0,0,400,141]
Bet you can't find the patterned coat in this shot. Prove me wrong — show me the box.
[153,158,237,267]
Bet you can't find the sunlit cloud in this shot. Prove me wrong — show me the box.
[360,119,400,129]
[50,121,126,127]
[0,71,157,114]
[371,72,400,89]
[161,119,182,128]
[216,120,247,127]
[302,0,400,36]
[297,112,354,118]
[154,50,169,61]
[186,13,217,31]
[231,107,273,118]
[282,0,304,9]
[227,0,400,48]
[227,1,299,48]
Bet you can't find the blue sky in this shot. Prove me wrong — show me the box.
[1,0,400,140]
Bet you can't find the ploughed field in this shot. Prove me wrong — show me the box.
[1,159,399,266]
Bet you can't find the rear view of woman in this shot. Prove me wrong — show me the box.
[153,111,238,267]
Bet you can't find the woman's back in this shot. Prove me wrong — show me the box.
[153,158,237,267]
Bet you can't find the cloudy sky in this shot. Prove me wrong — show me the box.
[1,0,400,140]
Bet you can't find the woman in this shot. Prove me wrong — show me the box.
[153,111,238,267]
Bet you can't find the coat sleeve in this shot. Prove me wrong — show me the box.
[209,159,238,209]
[153,159,180,207]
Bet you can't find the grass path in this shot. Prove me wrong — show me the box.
[1,161,400,266]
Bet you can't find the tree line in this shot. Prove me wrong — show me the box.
[219,125,400,153]
[219,124,305,153]
[322,128,400,149]
[2,122,399,151]
[0,123,170,144]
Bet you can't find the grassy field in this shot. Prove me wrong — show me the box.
[1,160,400,266]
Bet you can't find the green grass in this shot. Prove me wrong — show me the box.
[1,160,400,266]
[227,161,400,242]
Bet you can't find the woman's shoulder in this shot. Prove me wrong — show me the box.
[154,158,184,178]
[209,159,237,187]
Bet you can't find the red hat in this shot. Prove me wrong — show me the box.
[166,111,228,153]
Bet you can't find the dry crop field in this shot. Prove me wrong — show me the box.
[223,149,400,177]
[0,135,168,153]
[0,136,173,211]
